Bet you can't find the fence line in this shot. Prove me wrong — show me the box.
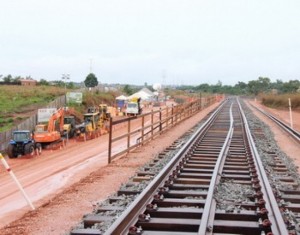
[0,96,66,152]
[108,96,216,163]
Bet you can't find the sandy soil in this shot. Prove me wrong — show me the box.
[0,98,299,235]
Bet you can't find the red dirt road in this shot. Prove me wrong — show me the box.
[0,135,109,227]
[0,113,155,229]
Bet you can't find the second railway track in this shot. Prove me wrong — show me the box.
[71,98,300,235]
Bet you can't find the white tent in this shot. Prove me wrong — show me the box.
[128,90,154,101]
[140,87,155,96]
[116,95,128,100]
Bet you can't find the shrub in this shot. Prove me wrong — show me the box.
[260,93,300,109]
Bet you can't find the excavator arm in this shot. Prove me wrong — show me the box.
[47,108,65,133]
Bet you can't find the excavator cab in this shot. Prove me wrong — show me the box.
[35,124,47,132]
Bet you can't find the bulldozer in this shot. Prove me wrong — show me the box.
[76,111,102,139]
[99,104,110,128]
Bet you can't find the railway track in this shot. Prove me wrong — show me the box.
[250,103,300,143]
[71,98,300,235]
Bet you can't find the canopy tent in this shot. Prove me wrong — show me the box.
[128,90,154,101]
[116,95,128,100]
[140,87,154,96]
[115,95,128,108]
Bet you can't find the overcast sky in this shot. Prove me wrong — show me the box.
[1,1,300,86]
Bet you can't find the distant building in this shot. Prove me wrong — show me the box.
[20,79,37,86]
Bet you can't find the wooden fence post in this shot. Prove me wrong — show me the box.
[151,110,154,140]
[200,93,202,110]
[141,116,145,145]
[159,108,162,132]
[127,119,131,153]
[166,107,169,129]
[171,104,174,126]
[108,117,113,164]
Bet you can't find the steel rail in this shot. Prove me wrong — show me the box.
[238,99,289,235]
[104,101,228,235]
[71,98,295,234]
[250,103,300,143]
[198,103,234,234]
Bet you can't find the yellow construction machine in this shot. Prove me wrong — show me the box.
[99,104,111,128]
[76,111,102,139]
[63,108,83,139]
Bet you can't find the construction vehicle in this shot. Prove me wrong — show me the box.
[87,106,98,113]
[63,116,76,138]
[62,107,83,139]
[126,97,142,116]
[76,111,102,139]
[34,108,65,145]
[99,104,111,127]
[7,130,42,158]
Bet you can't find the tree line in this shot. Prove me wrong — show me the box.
[1,74,299,95]
[0,74,90,89]
[176,77,300,95]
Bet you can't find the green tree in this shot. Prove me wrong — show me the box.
[67,82,75,89]
[247,80,260,95]
[281,80,300,93]
[258,77,271,90]
[196,83,210,93]
[51,80,65,87]
[84,73,98,88]
[39,79,49,86]
[123,84,134,95]
[246,77,271,95]
[269,79,283,93]
[3,74,12,83]
[13,76,22,82]
[234,81,247,94]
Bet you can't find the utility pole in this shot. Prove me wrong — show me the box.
[62,74,70,92]
[89,59,93,73]
[62,74,70,106]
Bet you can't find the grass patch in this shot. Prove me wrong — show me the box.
[82,91,116,107]
[0,85,67,132]
[0,117,14,132]
[260,93,300,109]
[0,85,66,113]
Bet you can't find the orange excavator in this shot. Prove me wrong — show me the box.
[34,108,65,144]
